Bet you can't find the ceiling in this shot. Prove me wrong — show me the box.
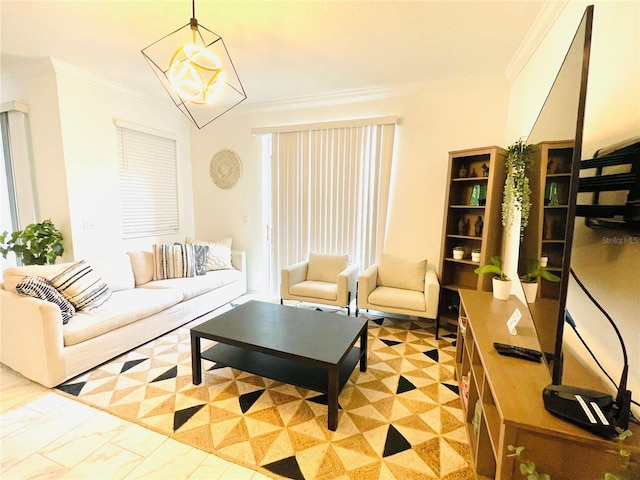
[1,1,548,105]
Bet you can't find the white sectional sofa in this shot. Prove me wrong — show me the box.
[0,249,246,388]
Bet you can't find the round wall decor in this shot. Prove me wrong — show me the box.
[210,149,242,189]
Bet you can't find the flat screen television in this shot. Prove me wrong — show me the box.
[516,5,593,384]
[515,5,633,437]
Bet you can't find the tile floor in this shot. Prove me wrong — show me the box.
[0,363,272,479]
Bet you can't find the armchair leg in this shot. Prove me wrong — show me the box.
[346,291,351,316]
[435,315,440,340]
[280,298,283,305]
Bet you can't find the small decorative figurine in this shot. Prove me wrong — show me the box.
[475,216,484,237]
[470,167,478,177]
[481,163,489,177]
[459,164,467,178]
[464,218,471,235]
[458,216,466,235]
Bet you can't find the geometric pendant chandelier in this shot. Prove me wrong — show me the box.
[141,0,247,129]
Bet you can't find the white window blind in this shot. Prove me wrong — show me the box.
[117,123,178,239]
[266,118,396,293]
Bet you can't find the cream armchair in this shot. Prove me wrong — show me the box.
[281,253,359,315]
[356,253,440,334]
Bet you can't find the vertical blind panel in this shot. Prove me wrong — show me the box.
[269,121,395,291]
[117,126,179,238]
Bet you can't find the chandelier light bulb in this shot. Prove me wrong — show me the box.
[168,42,225,104]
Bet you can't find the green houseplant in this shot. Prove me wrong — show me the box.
[0,219,64,265]
[474,255,512,300]
[503,138,535,233]
[520,259,561,303]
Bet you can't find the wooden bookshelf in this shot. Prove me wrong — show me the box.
[438,146,507,337]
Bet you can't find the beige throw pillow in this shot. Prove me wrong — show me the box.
[377,253,427,292]
[306,253,349,283]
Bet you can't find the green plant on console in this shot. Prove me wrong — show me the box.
[474,255,509,281]
[520,259,561,283]
[602,427,635,480]
[507,445,550,480]
[503,138,534,233]
[0,219,64,265]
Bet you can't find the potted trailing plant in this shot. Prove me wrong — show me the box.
[502,138,534,233]
[0,219,64,265]
[474,255,512,300]
[453,246,464,260]
[471,248,481,263]
[520,259,561,303]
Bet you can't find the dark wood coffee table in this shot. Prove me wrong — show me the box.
[190,300,368,431]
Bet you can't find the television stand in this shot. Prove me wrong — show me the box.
[456,290,639,479]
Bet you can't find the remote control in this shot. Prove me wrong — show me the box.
[493,342,542,362]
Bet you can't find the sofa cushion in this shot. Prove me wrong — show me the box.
[127,250,154,286]
[153,244,196,280]
[306,253,349,284]
[186,238,233,271]
[15,275,76,324]
[140,268,242,301]
[85,254,135,292]
[377,254,427,292]
[49,260,112,310]
[63,288,183,346]
[368,285,426,312]
[290,280,338,301]
[2,262,72,294]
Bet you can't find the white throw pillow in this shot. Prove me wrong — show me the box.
[127,251,154,286]
[377,253,427,292]
[306,253,349,283]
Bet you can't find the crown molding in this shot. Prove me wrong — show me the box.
[504,0,569,84]
[238,74,509,114]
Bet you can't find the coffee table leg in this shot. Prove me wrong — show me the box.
[328,369,339,431]
[360,326,368,372]
[191,334,202,385]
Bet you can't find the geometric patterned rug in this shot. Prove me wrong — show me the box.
[56,305,473,480]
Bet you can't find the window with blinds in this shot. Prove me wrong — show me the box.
[116,123,179,239]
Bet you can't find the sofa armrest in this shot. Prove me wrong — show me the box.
[0,288,66,387]
[281,261,309,299]
[337,264,359,305]
[424,266,440,320]
[231,250,246,274]
[357,264,379,309]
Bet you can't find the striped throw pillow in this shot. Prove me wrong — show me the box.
[49,260,112,310]
[15,275,76,324]
[153,244,196,280]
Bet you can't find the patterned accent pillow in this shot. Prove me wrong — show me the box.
[15,275,76,324]
[49,260,112,310]
[153,244,196,280]
[185,238,233,271]
[193,244,209,276]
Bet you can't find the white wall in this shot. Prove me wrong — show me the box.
[190,78,510,292]
[1,58,195,261]
[508,1,639,407]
